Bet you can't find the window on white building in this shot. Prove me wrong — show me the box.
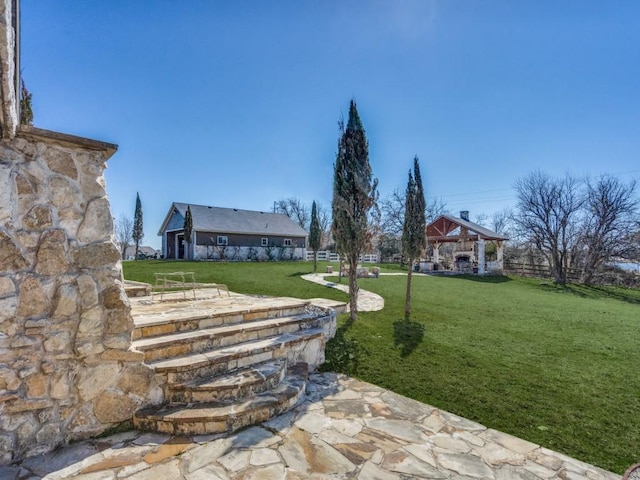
[217,236,228,245]
[261,238,268,246]
[283,238,292,246]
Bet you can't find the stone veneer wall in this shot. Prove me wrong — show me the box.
[193,245,305,262]
[0,126,161,464]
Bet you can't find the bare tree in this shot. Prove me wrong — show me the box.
[491,208,513,235]
[627,222,640,262]
[379,188,406,237]
[274,197,310,230]
[373,190,405,263]
[380,190,447,235]
[473,212,488,226]
[115,213,133,260]
[578,175,638,284]
[513,171,582,284]
[316,203,332,248]
[377,190,447,263]
[426,197,448,223]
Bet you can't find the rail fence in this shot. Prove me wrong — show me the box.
[504,262,580,281]
[305,251,379,264]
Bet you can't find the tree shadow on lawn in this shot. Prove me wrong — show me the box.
[287,271,313,277]
[431,274,511,284]
[550,283,640,305]
[393,318,425,357]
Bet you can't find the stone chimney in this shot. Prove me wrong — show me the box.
[460,210,469,221]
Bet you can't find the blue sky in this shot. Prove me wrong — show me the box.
[22,1,640,248]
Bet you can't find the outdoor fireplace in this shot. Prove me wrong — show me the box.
[454,254,472,271]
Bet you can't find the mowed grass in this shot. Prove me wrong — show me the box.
[123,260,640,473]
[122,260,347,302]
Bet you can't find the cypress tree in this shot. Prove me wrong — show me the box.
[402,156,427,318]
[309,200,321,272]
[20,79,33,126]
[332,100,378,321]
[183,205,193,260]
[133,192,144,260]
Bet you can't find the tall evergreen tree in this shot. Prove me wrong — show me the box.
[20,79,34,126]
[132,192,144,260]
[309,200,321,272]
[402,156,427,319]
[183,205,193,260]
[332,100,378,321]
[413,157,426,225]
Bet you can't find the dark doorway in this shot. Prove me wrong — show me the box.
[177,234,185,259]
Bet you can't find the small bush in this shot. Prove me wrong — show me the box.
[319,325,361,375]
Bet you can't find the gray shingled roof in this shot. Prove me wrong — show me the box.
[169,203,308,237]
[448,215,509,240]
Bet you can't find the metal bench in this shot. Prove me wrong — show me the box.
[152,272,231,301]
[152,271,196,301]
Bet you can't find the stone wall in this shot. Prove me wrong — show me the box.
[193,245,305,262]
[0,0,18,140]
[0,126,161,464]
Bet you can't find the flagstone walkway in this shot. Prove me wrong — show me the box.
[6,373,620,480]
[301,273,385,312]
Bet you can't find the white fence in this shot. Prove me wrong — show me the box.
[305,250,378,263]
[361,254,379,263]
[305,250,340,262]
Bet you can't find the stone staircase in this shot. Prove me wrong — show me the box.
[131,297,337,435]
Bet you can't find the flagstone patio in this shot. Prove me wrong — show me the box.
[6,373,620,479]
[2,286,623,479]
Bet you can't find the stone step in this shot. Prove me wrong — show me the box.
[132,313,326,362]
[167,359,286,403]
[133,363,308,435]
[124,280,152,298]
[150,328,326,386]
[132,301,309,340]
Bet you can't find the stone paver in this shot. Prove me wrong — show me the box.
[10,373,621,479]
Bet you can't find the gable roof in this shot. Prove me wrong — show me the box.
[158,203,308,237]
[426,214,509,242]
[122,245,160,258]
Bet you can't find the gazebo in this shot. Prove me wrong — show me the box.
[425,211,509,274]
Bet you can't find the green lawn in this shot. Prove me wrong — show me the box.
[123,260,640,474]
[123,260,348,302]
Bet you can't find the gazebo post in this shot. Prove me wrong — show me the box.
[433,242,440,268]
[477,239,485,275]
[497,241,504,270]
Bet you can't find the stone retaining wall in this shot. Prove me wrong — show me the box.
[0,126,161,464]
